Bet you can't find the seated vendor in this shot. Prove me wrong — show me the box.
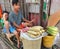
[9,0,34,32]
[8,0,35,48]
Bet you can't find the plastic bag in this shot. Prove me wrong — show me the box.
[53,33,60,47]
[20,31,48,40]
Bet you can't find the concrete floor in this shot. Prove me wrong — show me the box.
[0,38,9,49]
[0,44,3,49]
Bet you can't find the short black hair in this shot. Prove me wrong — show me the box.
[3,11,9,14]
[12,0,19,5]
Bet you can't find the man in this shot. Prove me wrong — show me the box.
[9,0,34,48]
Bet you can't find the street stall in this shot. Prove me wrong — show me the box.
[0,0,60,49]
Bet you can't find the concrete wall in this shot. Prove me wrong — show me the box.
[50,0,60,15]
[0,0,5,11]
[0,0,12,12]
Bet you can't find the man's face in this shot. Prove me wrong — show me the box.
[13,3,20,11]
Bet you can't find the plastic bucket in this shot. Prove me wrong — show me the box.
[43,36,55,48]
[22,38,42,49]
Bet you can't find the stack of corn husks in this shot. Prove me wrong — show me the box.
[27,26,45,38]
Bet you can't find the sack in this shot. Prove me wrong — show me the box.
[54,33,60,47]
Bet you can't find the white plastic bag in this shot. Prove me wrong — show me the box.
[20,31,48,40]
[54,33,60,47]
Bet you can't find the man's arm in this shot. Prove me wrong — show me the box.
[12,22,20,29]
[23,18,30,23]
[23,18,35,23]
[12,22,22,29]
[20,12,33,23]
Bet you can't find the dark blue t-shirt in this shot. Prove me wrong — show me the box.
[9,11,24,28]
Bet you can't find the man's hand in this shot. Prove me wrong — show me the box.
[16,28,21,32]
[29,19,35,23]
[13,22,21,29]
